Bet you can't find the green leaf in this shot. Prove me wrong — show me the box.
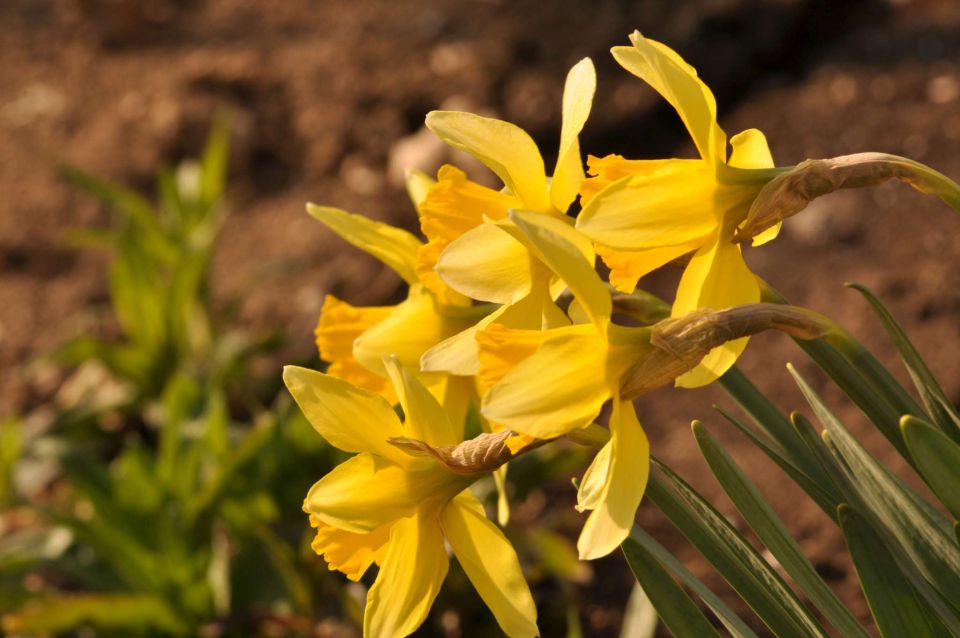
[789,365,960,607]
[648,461,829,638]
[714,406,841,517]
[692,422,869,638]
[621,533,723,638]
[901,416,960,519]
[200,114,231,208]
[2,593,187,635]
[626,527,759,638]
[839,505,952,638]
[848,283,960,441]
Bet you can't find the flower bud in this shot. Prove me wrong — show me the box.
[388,430,544,475]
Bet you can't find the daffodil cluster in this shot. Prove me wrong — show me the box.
[285,31,960,637]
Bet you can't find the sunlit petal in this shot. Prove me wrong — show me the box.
[613,33,726,163]
[595,242,698,293]
[364,511,450,638]
[673,234,760,388]
[306,204,422,286]
[551,58,597,212]
[577,399,650,560]
[579,155,674,208]
[283,366,405,462]
[304,453,467,533]
[441,493,540,638]
[426,111,551,212]
[383,355,460,447]
[437,223,538,305]
[481,329,610,439]
[576,160,719,250]
[405,167,436,211]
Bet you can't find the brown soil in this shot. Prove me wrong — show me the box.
[3,0,960,635]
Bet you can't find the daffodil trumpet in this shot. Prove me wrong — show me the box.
[285,357,539,638]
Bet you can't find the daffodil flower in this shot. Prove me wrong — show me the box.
[477,211,653,560]
[284,358,539,638]
[575,32,786,388]
[308,169,492,419]
[413,58,597,375]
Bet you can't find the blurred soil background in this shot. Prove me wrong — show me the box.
[2,0,960,634]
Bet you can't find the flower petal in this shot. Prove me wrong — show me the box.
[576,160,719,251]
[727,129,781,246]
[353,285,472,376]
[551,58,596,212]
[613,33,726,163]
[577,399,650,560]
[481,329,610,439]
[282,366,404,462]
[364,511,449,638]
[596,242,699,293]
[426,111,551,211]
[576,438,612,512]
[314,295,397,402]
[383,355,460,447]
[405,167,435,211]
[417,165,517,301]
[306,204,422,286]
[672,234,760,388]
[304,453,466,533]
[441,492,540,638]
[436,223,538,305]
[308,514,390,581]
[579,155,674,207]
[510,211,609,328]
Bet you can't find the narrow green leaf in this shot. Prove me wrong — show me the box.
[200,114,231,208]
[789,365,960,606]
[693,422,869,638]
[626,528,759,638]
[839,505,952,638]
[901,416,960,519]
[621,533,723,638]
[714,406,841,517]
[849,283,960,441]
[648,461,829,638]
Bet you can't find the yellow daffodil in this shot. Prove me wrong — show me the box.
[413,58,597,376]
[477,211,653,560]
[576,32,786,388]
[284,358,539,638]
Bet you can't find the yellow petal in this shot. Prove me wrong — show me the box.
[405,167,436,211]
[579,155,674,208]
[353,285,471,376]
[417,165,517,301]
[576,160,719,251]
[551,58,596,212]
[510,211,609,328]
[306,204,422,286]
[383,355,460,447]
[726,129,781,246]
[613,33,726,163]
[481,329,610,439]
[476,323,560,395]
[308,515,390,581]
[576,438,613,512]
[314,295,397,402]
[728,129,774,170]
[364,511,450,638]
[426,111,551,211]
[492,464,511,526]
[282,366,405,463]
[437,223,538,305]
[577,399,650,560]
[596,242,698,293]
[440,493,540,638]
[673,235,760,388]
[304,453,467,533]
